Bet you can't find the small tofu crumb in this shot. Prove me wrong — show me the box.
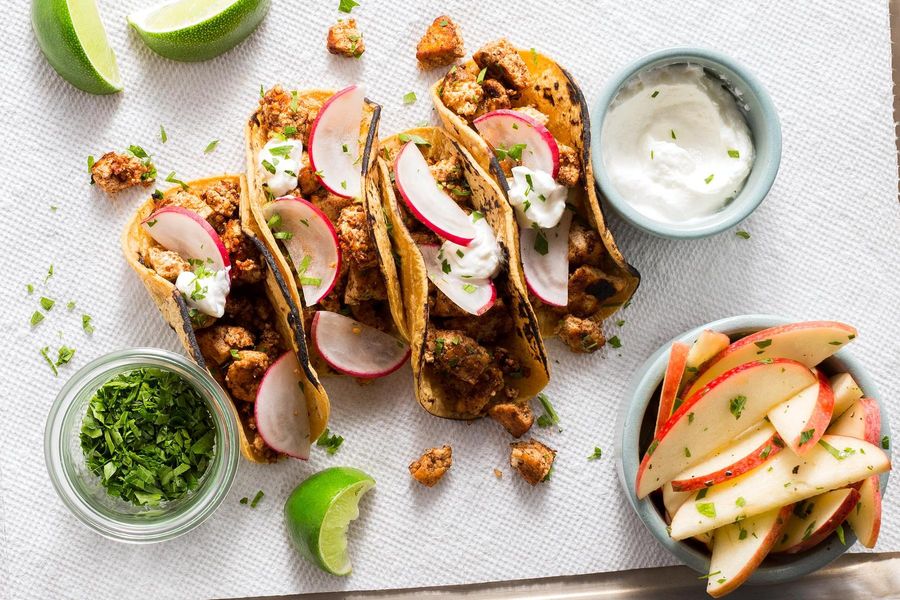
[416,15,464,69]
[409,445,452,487]
[493,468,503,479]
[509,439,556,485]
[91,151,155,194]
[327,19,365,58]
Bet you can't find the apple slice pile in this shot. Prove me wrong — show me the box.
[637,321,891,598]
[142,205,231,275]
[311,310,410,379]
[308,84,366,199]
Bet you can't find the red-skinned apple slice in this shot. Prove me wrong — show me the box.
[308,84,365,199]
[636,359,816,499]
[262,196,341,306]
[654,342,690,435]
[473,109,560,177]
[830,373,864,422]
[254,352,312,460]
[419,244,495,316]
[661,484,713,549]
[669,422,784,492]
[684,329,730,375]
[394,143,477,245]
[682,321,858,398]
[767,369,834,455]
[519,210,571,306]
[848,475,882,548]
[311,310,410,379]
[142,206,231,274]
[827,397,882,444]
[706,505,793,598]
[773,488,860,554]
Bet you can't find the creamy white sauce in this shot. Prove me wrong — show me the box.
[259,138,303,197]
[506,166,567,229]
[601,64,755,223]
[176,268,230,318]
[439,215,502,280]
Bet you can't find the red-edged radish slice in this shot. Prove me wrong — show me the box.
[519,210,571,306]
[142,206,230,274]
[254,352,311,460]
[308,84,366,199]
[419,244,495,315]
[263,196,341,306]
[473,109,560,177]
[311,311,410,378]
[394,142,476,245]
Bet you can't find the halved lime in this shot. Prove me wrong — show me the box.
[127,0,271,62]
[284,467,375,576]
[31,0,123,95]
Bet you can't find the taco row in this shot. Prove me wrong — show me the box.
[122,39,640,464]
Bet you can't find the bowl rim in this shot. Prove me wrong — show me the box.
[615,314,891,584]
[590,46,783,239]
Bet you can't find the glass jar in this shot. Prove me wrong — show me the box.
[45,348,239,543]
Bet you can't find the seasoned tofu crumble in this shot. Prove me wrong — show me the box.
[409,446,453,487]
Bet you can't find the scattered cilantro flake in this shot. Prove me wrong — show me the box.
[587,447,602,460]
[66,301,76,310]
[616,319,625,327]
[239,497,248,505]
[670,129,677,140]
[40,346,57,375]
[530,47,538,66]
[754,339,772,349]
[735,230,751,239]
[249,490,265,507]
[727,149,740,159]
[82,314,95,334]
[696,502,716,518]
[818,439,856,460]
[40,297,55,311]
[836,522,846,545]
[476,67,487,84]
[461,283,477,293]
[26,284,34,295]
[651,90,659,98]
[798,428,816,446]
[882,435,890,449]
[609,336,622,349]
[704,173,714,184]
[204,140,219,154]
[273,231,293,240]
[30,311,45,326]
[50,205,58,213]
[338,0,359,13]
[533,230,549,255]
[160,125,168,143]
[398,132,431,146]
[165,171,189,190]
[56,345,75,366]
[87,155,95,173]
[316,428,344,455]
[739,528,748,540]
[472,210,484,222]
[536,393,560,428]
[230,349,240,360]
[698,570,722,580]
[735,496,746,507]
[266,213,283,229]
[495,143,526,162]
[44,264,54,283]
[729,395,747,419]
[403,91,417,104]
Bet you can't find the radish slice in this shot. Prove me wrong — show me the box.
[254,352,311,460]
[419,244,496,315]
[262,196,341,306]
[473,109,560,178]
[311,311,410,378]
[394,142,477,246]
[519,210,572,306]
[308,84,365,199]
[142,205,231,275]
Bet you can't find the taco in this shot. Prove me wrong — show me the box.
[431,39,640,353]
[121,175,329,463]
[245,85,410,380]
[376,127,549,422]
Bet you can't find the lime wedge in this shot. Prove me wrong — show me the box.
[284,467,375,576]
[127,0,271,62]
[31,0,123,94]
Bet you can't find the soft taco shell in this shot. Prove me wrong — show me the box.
[376,127,549,419]
[121,175,329,463]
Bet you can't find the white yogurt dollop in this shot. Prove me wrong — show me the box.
[259,138,303,197]
[176,268,231,318]
[439,215,502,280]
[506,166,567,229]
[601,64,755,223]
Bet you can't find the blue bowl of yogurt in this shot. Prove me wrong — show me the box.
[591,47,781,239]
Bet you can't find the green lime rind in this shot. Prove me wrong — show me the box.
[284,467,375,576]
[31,0,122,95]
[127,0,271,63]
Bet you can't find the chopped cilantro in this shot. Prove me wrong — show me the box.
[40,297,55,311]
[403,91,417,104]
[533,230,549,255]
[536,393,560,428]
[587,447,602,460]
[727,149,740,159]
[250,490,265,508]
[798,428,816,446]
[729,395,747,419]
[476,67,487,84]
[165,171,189,190]
[204,140,219,154]
[398,132,431,146]
[160,125,168,143]
[609,336,622,349]
[317,428,344,454]
[39,346,57,375]
[338,0,359,13]
[82,314,95,334]
[695,502,716,518]
[735,230,751,239]
[30,311,44,326]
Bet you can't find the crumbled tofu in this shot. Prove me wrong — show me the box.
[557,143,581,187]
[147,246,188,282]
[509,439,556,485]
[473,38,531,91]
[327,19,365,58]
[474,79,511,116]
[567,220,605,266]
[225,350,270,402]
[257,86,320,139]
[91,151,155,194]
[337,204,378,269]
[409,445,453,487]
[557,314,605,353]
[440,65,483,117]
[488,401,535,438]
[416,15,464,69]
[196,325,255,365]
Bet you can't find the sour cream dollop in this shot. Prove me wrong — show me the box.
[601,64,755,223]
[506,166,567,229]
[259,138,303,197]
[440,216,502,280]
[176,268,230,318]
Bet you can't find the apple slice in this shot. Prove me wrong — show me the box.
[766,369,834,455]
[827,397,882,444]
[847,475,882,548]
[773,488,860,554]
[254,352,312,460]
[706,505,793,598]
[262,197,341,306]
[682,321,858,399]
[684,329,730,375]
[661,484,713,549]
[394,142,476,245]
[311,310,410,379]
[308,84,366,199]
[636,359,816,499]
[419,244,495,316]
[519,210,571,306]
[473,109,560,177]
[142,206,231,273]
[654,342,690,435]
[830,373,864,422]
[669,422,784,492]
[669,435,890,540]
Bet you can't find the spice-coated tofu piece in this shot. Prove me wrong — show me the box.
[91,151,155,194]
[337,204,378,269]
[567,220,605,266]
[297,164,322,196]
[509,439,556,485]
[344,265,387,305]
[556,143,581,187]
[440,65,483,118]
[200,180,241,229]
[428,156,463,184]
[446,363,505,415]
[257,86,320,140]
[473,38,531,91]
[196,325,255,366]
[424,328,491,386]
[416,15,464,69]
[221,219,265,285]
[474,79,511,117]
[439,297,512,345]
[327,19,365,58]
[556,314,605,353]
[567,265,625,318]
[147,246,188,282]
[158,189,214,222]
[225,350,270,402]
[409,445,453,487]
[488,401,534,438]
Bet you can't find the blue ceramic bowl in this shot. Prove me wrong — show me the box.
[591,47,782,239]
[615,315,891,584]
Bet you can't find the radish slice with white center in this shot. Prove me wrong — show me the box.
[254,352,311,460]
[311,311,410,378]
[394,142,477,246]
[474,109,560,178]
[142,205,231,275]
[519,210,572,306]
[419,244,496,315]
[262,196,341,306]
[308,84,365,199]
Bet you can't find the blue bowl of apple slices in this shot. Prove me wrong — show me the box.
[615,315,891,597]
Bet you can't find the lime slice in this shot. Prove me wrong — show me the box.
[31,0,122,95]
[127,0,271,62]
[284,467,375,576]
